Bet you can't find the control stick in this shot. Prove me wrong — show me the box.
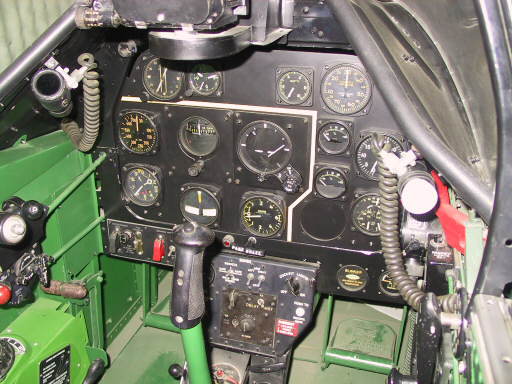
[170,222,214,329]
[170,222,214,384]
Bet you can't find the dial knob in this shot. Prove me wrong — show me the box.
[239,315,256,333]
[286,276,301,296]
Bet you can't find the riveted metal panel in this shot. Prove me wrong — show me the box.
[0,0,74,72]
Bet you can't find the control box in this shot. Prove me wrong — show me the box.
[206,252,319,356]
[104,219,175,266]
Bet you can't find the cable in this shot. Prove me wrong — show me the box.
[61,53,100,152]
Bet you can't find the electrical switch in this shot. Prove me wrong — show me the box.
[255,274,265,288]
[153,237,165,262]
[134,231,143,255]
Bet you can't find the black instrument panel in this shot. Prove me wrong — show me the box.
[95,47,406,303]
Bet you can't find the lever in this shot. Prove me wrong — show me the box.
[170,222,214,329]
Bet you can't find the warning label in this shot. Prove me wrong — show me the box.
[275,319,298,337]
[39,345,70,384]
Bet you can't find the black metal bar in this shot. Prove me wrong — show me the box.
[325,0,494,223]
[471,0,512,297]
[0,4,77,106]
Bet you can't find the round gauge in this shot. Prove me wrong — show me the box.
[318,121,351,154]
[351,194,381,236]
[237,121,292,175]
[241,196,284,237]
[119,112,157,154]
[179,117,219,157]
[277,70,312,105]
[337,265,369,292]
[379,272,400,297]
[142,57,183,100]
[180,187,220,226]
[356,135,404,180]
[190,63,221,96]
[321,64,371,115]
[123,167,161,206]
[211,363,241,384]
[314,168,347,199]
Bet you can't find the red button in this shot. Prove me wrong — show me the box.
[153,238,165,262]
[0,284,11,305]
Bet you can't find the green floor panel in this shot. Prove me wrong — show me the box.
[100,326,184,384]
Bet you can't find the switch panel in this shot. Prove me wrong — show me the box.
[207,252,319,356]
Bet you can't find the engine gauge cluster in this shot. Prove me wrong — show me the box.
[314,168,348,199]
[189,63,222,96]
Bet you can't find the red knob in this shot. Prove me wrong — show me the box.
[0,284,11,305]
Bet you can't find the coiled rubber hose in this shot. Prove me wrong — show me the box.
[371,135,459,313]
[371,135,425,310]
[61,53,100,152]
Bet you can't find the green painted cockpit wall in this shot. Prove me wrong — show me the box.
[0,131,142,353]
[0,0,74,72]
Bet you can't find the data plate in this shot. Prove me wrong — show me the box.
[39,345,70,384]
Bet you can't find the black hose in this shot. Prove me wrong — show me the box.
[61,53,100,152]
[372,134,426,310]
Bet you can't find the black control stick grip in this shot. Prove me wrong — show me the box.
[170,222,214,329]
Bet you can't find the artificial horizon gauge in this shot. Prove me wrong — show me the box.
[123,166,161,206]
[318,121,351,154]
[142,57,183,100]
[321,64,371,115]
[237,121,292,175]
[241,195,285,237]
[179,117,219,157]
[356,135,404,180]
[211,363,242,384]
[180,186,220,226]
[351,194,381,236]
[118,112,158,154]
[277,69,312,105]
[314,168,348,199]
[189,63,221,96]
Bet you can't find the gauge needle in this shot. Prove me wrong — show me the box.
[135,117,139,133]
[197,190,202,204]
[267,145,285,157]
[319,179,327,186]
[208,74,217,79]
[156,68,168,93]
[323,132,331,141]
[370,161,378,175]
[344,72,349,88]
[134,180,151,196]
[287,87,295,98]
[199,81,205,90]
[245,215,262,218]
[254,149,264,153]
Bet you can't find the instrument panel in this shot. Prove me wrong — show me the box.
[95,47,406,303]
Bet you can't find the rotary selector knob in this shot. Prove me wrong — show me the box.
[239,315,256,333]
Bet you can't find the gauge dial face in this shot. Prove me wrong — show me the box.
[356,135,404,180]
[321,64,371,114]
[211,363,241,384]
[315,168,348,199]
[352,194,381,236]
[277,70,312,105]
[237,121,292,175]
[180,187,220,225]
[119,112,157,154]
[123,167,161,206]
[190,63,221,96]
[179,117,219,157]
[318,121,351,154]
[143,57,183,100]
[241,196,284,237]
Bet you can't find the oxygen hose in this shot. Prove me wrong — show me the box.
[371,135,459,312]
[61,53,100,152]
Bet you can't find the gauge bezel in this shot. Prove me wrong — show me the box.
[320,63,372,115]
[178,116,220,158]
[314,167,348,199]
[122,164,163,207]
[237,120,292,176]
[351,193,381,236]
[275,67,313,106]
[179,185,221,226]
[355,134,405,180]
[118,111,159,155]
[142,56,184,100]
[240,193,286,238]
[188,63,222,96]
[317,120,352,155]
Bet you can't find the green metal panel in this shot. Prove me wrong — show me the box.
[0,298,92,383]
[0,0,74,73]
